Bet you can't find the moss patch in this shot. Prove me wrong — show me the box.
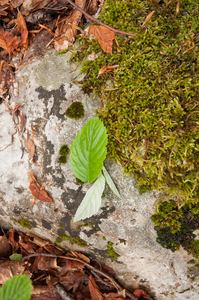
[59,233,87,247]
[106,241,120,259]
[58,156,67,164]
[59,145,70,156]
[153,201,199,255]
[71,0,199,209]
[76,222,94,231]
[14,218,32,229]
[65,101,85,120]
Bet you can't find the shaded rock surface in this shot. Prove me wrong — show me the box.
[0,50,199,299]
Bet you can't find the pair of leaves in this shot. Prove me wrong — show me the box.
[70,117,122,222]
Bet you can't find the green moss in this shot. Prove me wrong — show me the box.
[106,241,120,259]
[54,208,58,212]
[15,218,32,229]
[59,145,70,156]
[59,233,87,247]
[65,101,85,120]
[56,49,67,54]
[103,236,106,241]
[188,259,196,265]
[70,0,199,211]
[56,238,62,244]
[59,225,64,229]
[76,222,94,231]
[151,199,183,234]
[58,156,67,164]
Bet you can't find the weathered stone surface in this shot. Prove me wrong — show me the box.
[0,49,199,299]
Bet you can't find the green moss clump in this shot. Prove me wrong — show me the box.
[58,156,67,164]
[151,199,183,234]
[153,202,199,256]
[54,208,58,212]
[188,259,196,265]
[106,241,120,259]
[59,145,69,156]
[70,0,199,210]
[59,225,64,229]
[59,234,87,247]
[56,238,62,244]
[103,236,106,241]
[15,218,32,229]
[65,102,85,120]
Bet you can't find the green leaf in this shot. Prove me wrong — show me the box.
[9,254,22,262]
[74,172,105,222]
[102,166,122,199]
[70,117,108,183]
[0,275,32,300]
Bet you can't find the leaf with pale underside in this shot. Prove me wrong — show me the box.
[102,166,122,199]
[70,117,107,183]
[74,172,105,222]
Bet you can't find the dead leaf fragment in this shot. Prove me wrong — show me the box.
[89,26,115,54]
[28,171,52,203]
[0,31,20,55]
[17,11,28,47]
[25,130,35,159]
[175,282,181,287]
[0,234,12,258]
[88,275,104,300]
[142,11,155,27]
[98,64,119,77]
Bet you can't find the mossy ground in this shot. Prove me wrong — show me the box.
[71,0,199,207]
[59,233,87,247]
[70,0,199,258]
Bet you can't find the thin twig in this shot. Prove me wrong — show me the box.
[55,283,74,300]
[22,253,126,294]
[65,0,136,38]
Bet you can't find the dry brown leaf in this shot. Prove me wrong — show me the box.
[0,234,12,258]
[0,31,20,55]
[98,64,119,77]
[17,11,28,47]
[28,171,53,203]
[66,259,85,270]
[89,275,104,300]
[19,111,26,136]
[54,0,86,51]
[89,26,115,54]
[25,130,35,159]
[175,282,181,287]
[71,251,90,263]
[142,11,155,27]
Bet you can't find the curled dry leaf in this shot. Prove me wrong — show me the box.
[0,234,12,258]
[89,26,115,54]
[87,0,98,15]
[25,130,35,160]
[28,171,52,203]
[142,11,155,27]
[17,11,28,47]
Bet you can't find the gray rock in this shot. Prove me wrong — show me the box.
[0,49,198,300]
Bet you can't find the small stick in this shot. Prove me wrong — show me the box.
[65,0,136,37]
[55,283,74,300]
